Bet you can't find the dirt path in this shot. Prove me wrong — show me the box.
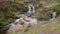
[38,17,60,34]
[38,29,60,34]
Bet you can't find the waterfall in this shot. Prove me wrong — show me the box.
[50,12,56,20]
[33,5,35,13]
[28,4,31,13]
[28,4,35,14]
[52,12,56,18]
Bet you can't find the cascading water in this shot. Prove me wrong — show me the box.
[27,4,35,14]
[19,3,37,24]
[52,12,56,18]
[50,12,57,20]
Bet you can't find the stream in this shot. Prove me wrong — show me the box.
[0,3,37,32]
[0,3,56,34]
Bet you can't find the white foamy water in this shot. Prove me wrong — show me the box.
[14,19,20,23]
[50,12,56,20]
[23,16,38,24]
[52,12,56,18]
[28,4,35,14]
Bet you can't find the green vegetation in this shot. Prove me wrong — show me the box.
[52,22,60,32]
[0,1,28,27]
[57,0,60,3]
[51,4,60,11]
